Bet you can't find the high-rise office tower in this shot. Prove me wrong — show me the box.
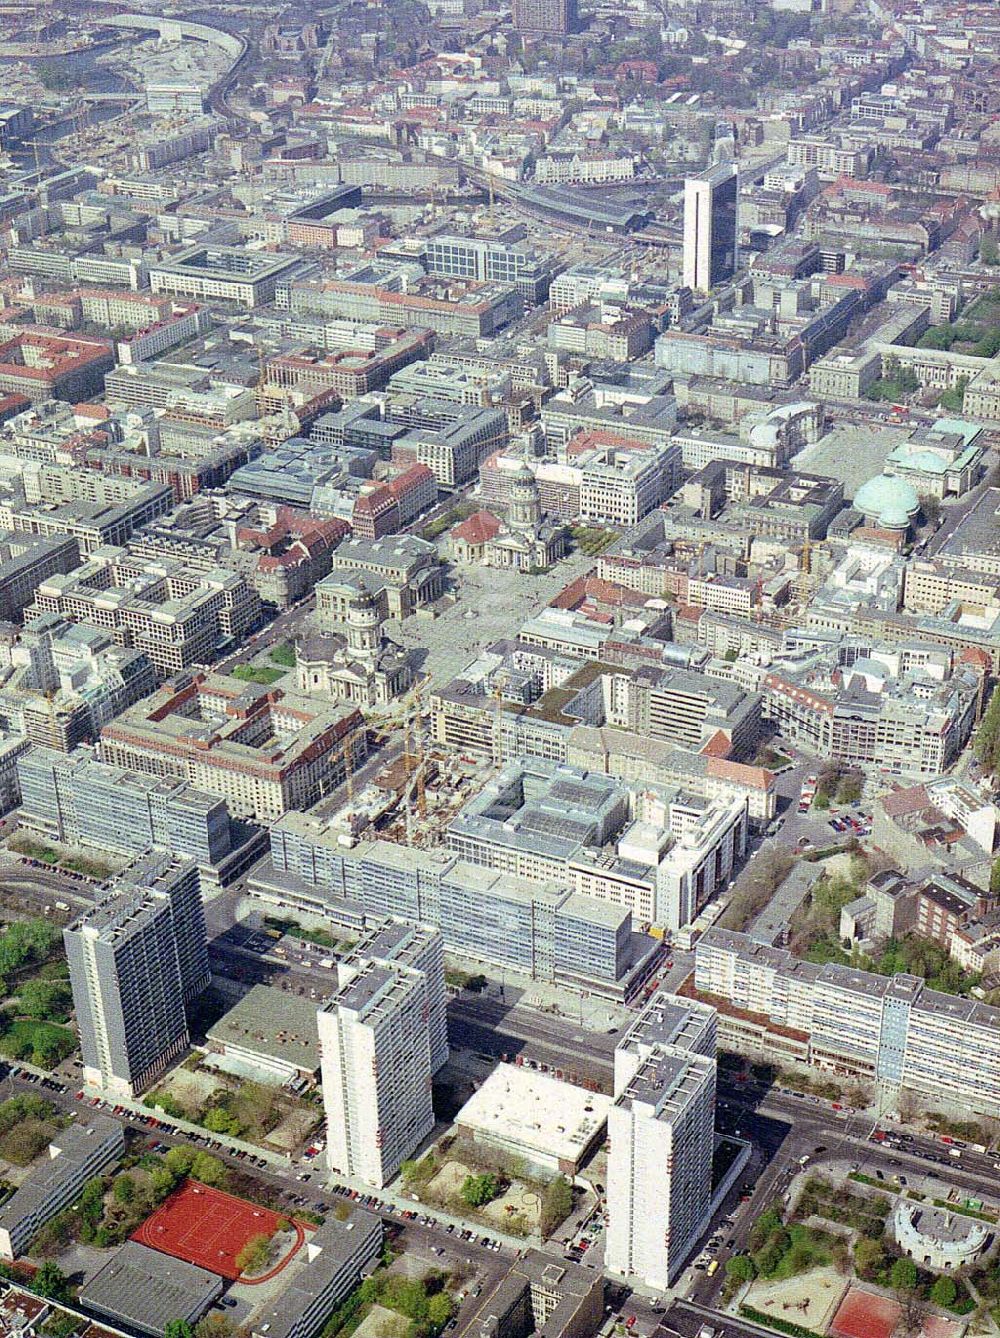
[605,993,718,1289]
[512,0,577,34]
[64,854,209,1098]
[682,163,739,293]
[319,956,436,1188]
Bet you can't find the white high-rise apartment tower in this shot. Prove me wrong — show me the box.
[318,953,437,1188]
[606,993,718,1289]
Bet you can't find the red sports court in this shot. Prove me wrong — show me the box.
[132,1180,301,1281]
[830,1287,902,1338]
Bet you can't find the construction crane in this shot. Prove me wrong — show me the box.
[341,728,357,804]
[413,684,427,819]
[492,682,505,767]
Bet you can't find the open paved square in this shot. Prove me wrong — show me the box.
[388,553,596,689]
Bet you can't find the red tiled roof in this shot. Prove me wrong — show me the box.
[699,729,733,759]
[452,509,501,545]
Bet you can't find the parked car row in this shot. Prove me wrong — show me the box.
[72,1090,270,1167]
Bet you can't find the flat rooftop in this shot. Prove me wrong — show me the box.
[205,984,319,1073]
[78,1240,222,1338]
[457,1063,612,1164]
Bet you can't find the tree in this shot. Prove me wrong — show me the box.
[164,1145,195,1178]
[150,1166,177,1201]
[982,233,1000,267]
[460,1173,499,1208]
[30,1029,74,1069]
[16,979,71,1022]
[32,1261,68,1300]
[190,1151,227,1187]
[164,1322,196,1338]
[540,1176,574,1235]
[235,1233,272,1277]
[113,1174,135,1204]
[930,1277,957,1309]
[203,1106,241,1136]
[991,857,1000,896]
[853,1236,887,1278]
[196,1317,236,1338]
[427,1293,454,1332]
[974,687,1000,777]
[725,1254,757,1283]
[890,1257,918,1291]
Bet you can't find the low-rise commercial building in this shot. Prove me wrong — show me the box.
[457,1064,612,1174]
[79,1242,223,1338]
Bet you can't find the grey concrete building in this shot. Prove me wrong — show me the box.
[65,854,209,1097]
[0,1116,124,1260]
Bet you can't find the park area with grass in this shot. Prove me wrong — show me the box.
[0,919,77,1067]
[148,1062,319,1152]
[321,1260,458,1338]
[8,835,116,881]
[400,1138,575,1239]
[0,1094,69,1168]
[569,526,618,555]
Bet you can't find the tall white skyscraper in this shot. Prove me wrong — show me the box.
[682,163,739,293]
[605,993,718,1289]
[319,951,437,1188]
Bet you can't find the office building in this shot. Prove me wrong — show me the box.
[606,666,759,758]
[99,671,364,821]
[148,246,304,309]
[0,1116,124,1261]
[423,236,554,304]
[64,854,209,1097]
[0,331,115,404]
[605,994,718,1288]
[319,957,436,1188]
[446,759,631,885]
[512,0,577,32]
[17,747,234,868]
[261,821,655,997]
[30,550,261,678]
[762,643,979,777]
[683,164,739,294]
[3,615,156,753]
[0,535,79,623]
[694,929,1000,1120]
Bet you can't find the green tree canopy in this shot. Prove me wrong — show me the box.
[890,1257,918,1291]
[32,1261,68,1300]
[930,1277,957,1308]
[726,1254,757,1282]
[460,1173,499,1208]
